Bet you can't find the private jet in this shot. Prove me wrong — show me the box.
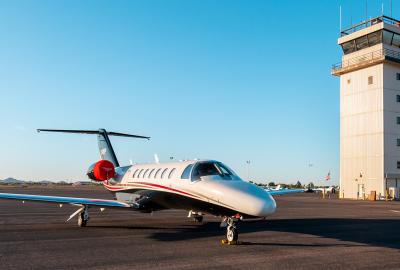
[0,129,303,243]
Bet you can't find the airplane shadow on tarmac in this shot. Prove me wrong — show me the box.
[146,218,400,249]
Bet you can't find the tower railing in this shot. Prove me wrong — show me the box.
[331,48,400,75]
[341,15,400,37]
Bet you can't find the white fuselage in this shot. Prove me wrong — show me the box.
[104,160,276,218]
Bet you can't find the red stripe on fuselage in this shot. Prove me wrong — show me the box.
[103,182,199,198]
[135,182,199,198]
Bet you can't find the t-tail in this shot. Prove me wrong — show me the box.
[37,128,150,181]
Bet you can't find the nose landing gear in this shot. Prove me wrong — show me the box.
[221,216,241,245]
[226,224,238,242]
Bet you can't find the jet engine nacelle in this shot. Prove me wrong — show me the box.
[87,160,115,181]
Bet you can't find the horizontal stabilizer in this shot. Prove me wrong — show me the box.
[37,129,150,140]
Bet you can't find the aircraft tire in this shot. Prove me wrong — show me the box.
[78,213,88,227]
[226,225,238,242]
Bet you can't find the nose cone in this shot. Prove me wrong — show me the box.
[214,180,277,217]
[258,192,276,217]
[245,187,276,217]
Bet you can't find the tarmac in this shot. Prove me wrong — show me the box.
[1,185,400,270]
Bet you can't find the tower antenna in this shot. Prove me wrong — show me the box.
[391,0,393,18]
[340,5,342,33]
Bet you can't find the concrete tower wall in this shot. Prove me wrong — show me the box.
[340,65,384,199]
[383,64,400,187]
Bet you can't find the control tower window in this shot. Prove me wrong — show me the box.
[356,35,369,50]
[383,31,394,45]
[341,40,356,54]
[367,31,382,46]
[392,34,400,47]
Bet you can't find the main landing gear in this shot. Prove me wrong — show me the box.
[78,206,90,227]
[68,205,90,227]
[188,210,204,223]
[221,216,240,245]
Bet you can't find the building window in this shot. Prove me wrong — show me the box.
[397,139,400,147]
[397,73,400,80]
[368,76,373,85]
[397,117,400,125]
[397,95,400,103]
[347,79,351,84]
[397,161,400,169]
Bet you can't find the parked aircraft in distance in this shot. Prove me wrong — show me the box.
[0,129,303,243]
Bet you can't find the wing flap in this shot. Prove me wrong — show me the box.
[0,193,131,208]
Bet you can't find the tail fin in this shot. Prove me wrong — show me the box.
[37,129,150,167]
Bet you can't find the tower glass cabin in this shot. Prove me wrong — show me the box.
[332,16,400,199]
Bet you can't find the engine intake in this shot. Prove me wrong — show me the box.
[87,160,115,181]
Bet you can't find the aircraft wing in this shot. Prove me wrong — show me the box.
[267,189,305,196]
[0,193,131,208]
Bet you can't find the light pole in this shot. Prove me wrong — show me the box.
[246,160,251,181]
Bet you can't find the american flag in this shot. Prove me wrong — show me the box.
[325,171,331,181]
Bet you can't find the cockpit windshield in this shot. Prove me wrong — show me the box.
[191,161,236,181]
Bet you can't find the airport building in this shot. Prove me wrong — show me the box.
[332,16,400,199]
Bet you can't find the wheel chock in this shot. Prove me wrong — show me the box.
[221,239,241,245]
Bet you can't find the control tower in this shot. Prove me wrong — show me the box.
[332,16,400,199]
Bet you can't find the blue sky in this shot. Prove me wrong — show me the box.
[0,0,396,185]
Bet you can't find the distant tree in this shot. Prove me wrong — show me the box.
[307,182,315,189]
[268,182,275,187]
[294,181,302,188]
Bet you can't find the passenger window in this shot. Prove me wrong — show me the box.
[143,169,149,178]
[137,169,144,178]
[161,168,168,179]
[168,168,176,179]
[132,169,139,178]
[154,168,161,178]
[181,165,193,179]
[149,169,155,178]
